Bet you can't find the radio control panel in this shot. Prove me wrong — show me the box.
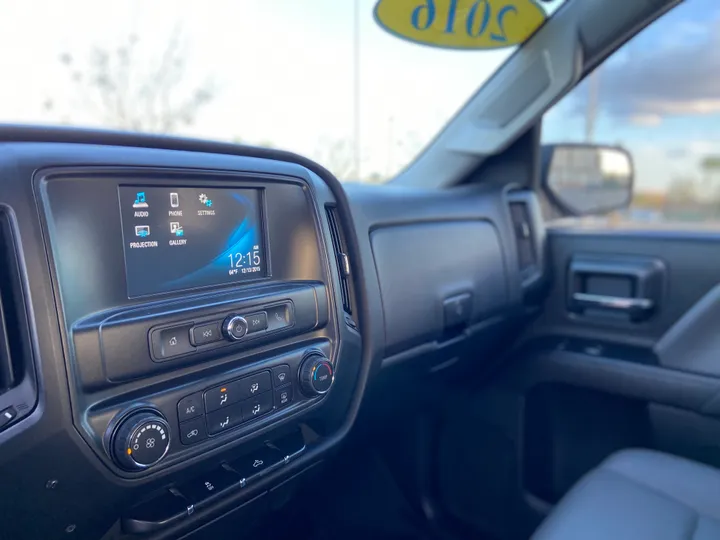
[71,282,328,388]
[149,302,294,362]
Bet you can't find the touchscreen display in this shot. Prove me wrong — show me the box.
[119,186,266,297]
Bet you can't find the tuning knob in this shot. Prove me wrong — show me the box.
[299,353,334,396]
[111,411,171,471]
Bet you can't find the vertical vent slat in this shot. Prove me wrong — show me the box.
[325,206,352,315]
[0,212,26,394]
[509,201,537,274]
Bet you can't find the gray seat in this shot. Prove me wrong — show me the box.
[532,449,720,540]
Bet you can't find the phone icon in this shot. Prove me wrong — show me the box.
[170,193,179,207]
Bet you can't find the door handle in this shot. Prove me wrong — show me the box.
[567,255,664,323]
[573,293,655,315]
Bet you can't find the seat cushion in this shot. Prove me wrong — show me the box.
[531,449,720,540]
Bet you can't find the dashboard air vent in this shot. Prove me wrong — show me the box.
[0,212,29,394]
[509,201,537,276]
[325,206,352,316]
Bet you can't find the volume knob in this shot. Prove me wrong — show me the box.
[299,353,334,396]
[222,315,248,341]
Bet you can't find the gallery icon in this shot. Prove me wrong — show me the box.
[133,192,148,208]
[170,222,184,236]
[134,225,150,238]
[170,193,179,208]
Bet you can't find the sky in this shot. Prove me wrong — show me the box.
[0,0,564,180]
[0,0,713,192]
[543,0,720,193]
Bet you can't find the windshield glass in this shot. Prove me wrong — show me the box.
[0,0,565,182]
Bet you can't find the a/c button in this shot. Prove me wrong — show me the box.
[177,392,203,421]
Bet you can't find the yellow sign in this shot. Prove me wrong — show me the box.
[374,0,547,50]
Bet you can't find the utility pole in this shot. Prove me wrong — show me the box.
[585,69,600,143]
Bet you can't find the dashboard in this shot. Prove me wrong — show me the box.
[0,126,537,540]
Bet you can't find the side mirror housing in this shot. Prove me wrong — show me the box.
[542,144,634,217]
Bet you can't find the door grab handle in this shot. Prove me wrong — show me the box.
[572,292,654,315]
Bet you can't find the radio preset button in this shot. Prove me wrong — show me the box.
[245,312,268,334]
[191,322,222,346]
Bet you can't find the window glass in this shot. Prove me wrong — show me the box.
[542,0,720,224]
[0,0,566,183]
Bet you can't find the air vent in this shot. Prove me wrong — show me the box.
[509,201,537,277]
[325,206,353,317]
[0,211,31,395]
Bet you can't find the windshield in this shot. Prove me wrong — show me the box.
[0,0,565,182]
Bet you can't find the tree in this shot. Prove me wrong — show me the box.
[315,139,355,180]
[58,29,215,133]
[700,156,720,202]
[666,176,697,205]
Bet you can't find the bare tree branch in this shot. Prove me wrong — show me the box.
[59,29,215,133]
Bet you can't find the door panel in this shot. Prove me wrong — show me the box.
[435,225,720,539]
[531,227,720,345]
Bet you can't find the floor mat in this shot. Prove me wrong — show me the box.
[292,449,433,540]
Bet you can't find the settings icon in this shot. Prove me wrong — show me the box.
[198,193,213,207]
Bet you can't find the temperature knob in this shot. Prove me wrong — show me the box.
[111,411,171,471]
[299,353,334,396]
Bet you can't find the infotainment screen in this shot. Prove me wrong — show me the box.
[119,186,266,297]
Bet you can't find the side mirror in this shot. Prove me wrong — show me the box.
[542,144,634,216]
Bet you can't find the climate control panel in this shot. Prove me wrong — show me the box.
[102,342,333,475]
